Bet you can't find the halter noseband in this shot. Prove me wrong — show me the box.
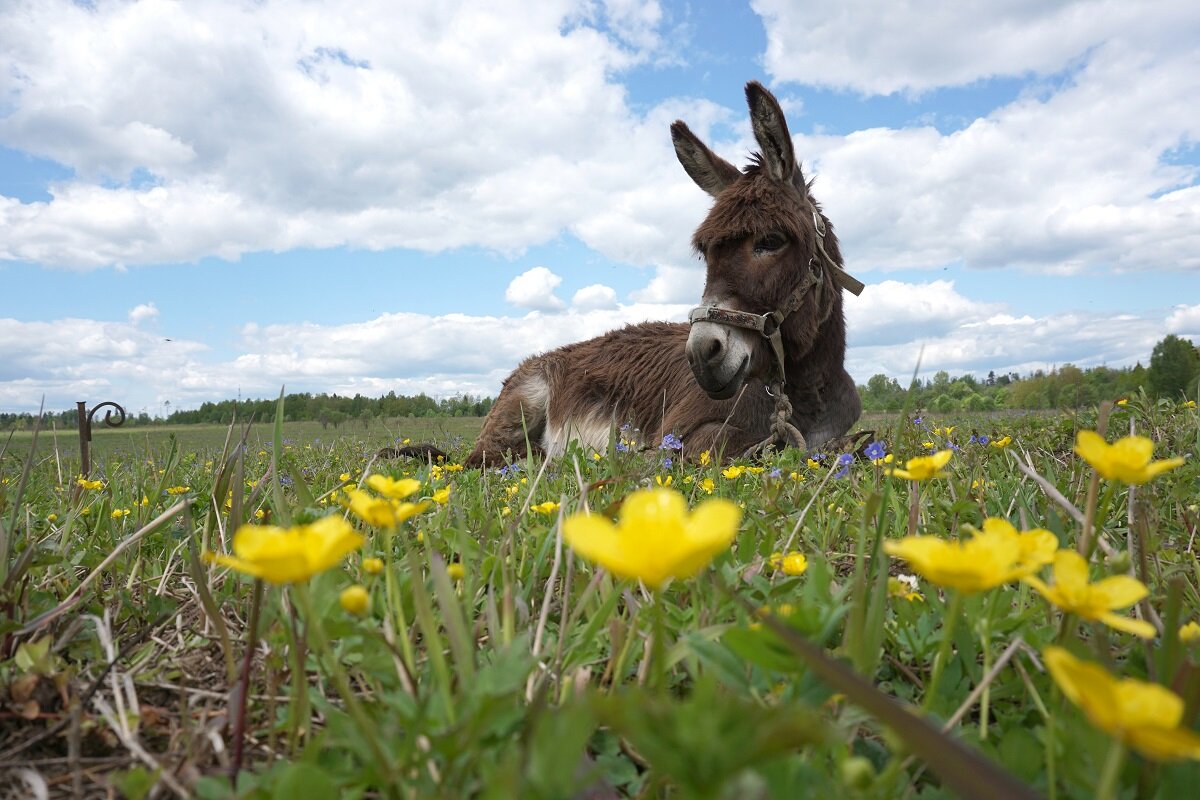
[687,210,865,387]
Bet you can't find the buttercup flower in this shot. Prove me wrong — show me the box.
[205,515,364,584]
[781,552,808,576]
[340,584,370,616]
[563,488,741,590]
[342,488,430,528]
[366,475,421,499]
[1024,550,1156,638]
[722,465,746,480]
[432,487,451,505]
[166,485,190,495]
[76,477,104,491]
[699,477,715,494]
[989,436,1012,449]
[699,450,711,466]
[1179,621,1200,643]
[1044,646,1200,761]
[362,557,384,575]
[888,450,953,481]
[883,518,1056,594]
[888,575,923,602]
[446,562,466,581]
[655,475,673,487]
[1073,431,1184,485]
[531,501,560,515]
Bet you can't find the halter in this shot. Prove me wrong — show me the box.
[686,209,865,455]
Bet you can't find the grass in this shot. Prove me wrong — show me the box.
[1,395,1197,799]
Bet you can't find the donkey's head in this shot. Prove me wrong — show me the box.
[673,81,853,400]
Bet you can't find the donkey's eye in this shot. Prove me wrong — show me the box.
[753,234,787,255]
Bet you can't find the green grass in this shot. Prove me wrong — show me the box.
[1,396,1198,799]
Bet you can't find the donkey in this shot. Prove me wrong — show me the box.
[461,81,862,468]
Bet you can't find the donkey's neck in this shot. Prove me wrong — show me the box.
[780,296,847,411]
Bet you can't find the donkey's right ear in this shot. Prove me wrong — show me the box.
[671,120,740,198]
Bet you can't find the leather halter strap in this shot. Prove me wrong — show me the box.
[687,210,864,386]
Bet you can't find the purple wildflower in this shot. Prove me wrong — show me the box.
[660,433,683,451]
[768,467,782,479]
[864,440,886,461]
[834,452,854,478]
[662,457,673,469]
[978,435,990,446]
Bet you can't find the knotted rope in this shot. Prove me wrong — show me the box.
[744,380,806,457]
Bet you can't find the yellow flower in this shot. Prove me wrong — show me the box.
[1179,621,1200,643]
[562,488,741,591]
[722,465,745,479]
[1184,400,1197,409]
[806,458,821,470]
[446,562,466,581]
[432,487,451,505]
[746,466,765,475]
[366,475,421,499]
[204,515,364,584]
[1116,398,1129,406]
[76,477,104,491]
[339,472,351,482]
[445,463,464,472]
[699,450,711,466]
[872,453,894,466]
[166,485,190,495]
[781,552,808,576]
[110,508,130,519]
[254,508,266,520]
[362,557,384,575]
[47,513,58,522]
[592,452,603,461]
[943,426,956,436]
[1074,431,1184,485]
[1023,550,1156,638]
[888,450,953,481]
[531,501,560,515]
[699,477,715,494]
[402,438,411,445]
[882,518,1056,594]
[139,495,150,506]
[1044,646,1200,761]
[887,576,923,602]
[655,475,673,487]
[81,507,91,516]
[340,584,370,616]
[342,488,430,528]
[922,441,935,450]
[989,435,1012,449]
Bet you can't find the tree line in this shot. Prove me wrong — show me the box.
[4,336,1196,431]
[1,391,495,432]
[857,335,1199,413]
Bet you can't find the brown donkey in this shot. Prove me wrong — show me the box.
[462,81,863,468]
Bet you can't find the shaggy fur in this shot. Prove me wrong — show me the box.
[462,82,861,468]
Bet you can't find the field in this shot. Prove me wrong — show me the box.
[1,398,1198,799]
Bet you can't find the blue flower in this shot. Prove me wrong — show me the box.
[978,435,990,446]
[864,440,887,461]
[659,433,683,451]
[834,452,854,478]
[498,463,521,477]
[768,467,782,479]
[913,417,923,426]
[662,457,673,469]
[616,441,630,452]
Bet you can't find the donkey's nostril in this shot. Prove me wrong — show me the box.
[705,338,723,362]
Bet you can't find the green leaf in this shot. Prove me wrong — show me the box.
[272,762,339,800]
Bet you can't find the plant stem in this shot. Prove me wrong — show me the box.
[923,590,963,712]
[1096,738,1126,800]
[229,579,263,788]
[293,583,398,791]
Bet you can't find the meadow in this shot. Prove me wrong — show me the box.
[1,396,1197,799]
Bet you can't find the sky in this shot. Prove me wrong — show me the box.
[2,0,1198,418]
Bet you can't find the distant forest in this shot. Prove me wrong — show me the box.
[4,336,1196,431]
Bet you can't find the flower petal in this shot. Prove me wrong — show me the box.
[1125,726,1200,762]
[1051,549,1090,592]
[1090,575,1149,610]
[1097,612,1158,639]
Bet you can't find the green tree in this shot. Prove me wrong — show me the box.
[1148,335,1200,399]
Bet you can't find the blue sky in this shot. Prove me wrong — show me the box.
[1,0,1198,416]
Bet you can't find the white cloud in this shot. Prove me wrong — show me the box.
[571,283,618,309]
[3,281,1188,415]
[0,0,707,271]
[1165,304,1200,338]
[127,303,159,324]
[753,0,1198,96]
[506,266,566,310]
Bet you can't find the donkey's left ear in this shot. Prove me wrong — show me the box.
[745,81,795,183]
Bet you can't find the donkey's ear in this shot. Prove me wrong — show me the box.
[746,81,795,183]
[671,120,740,198]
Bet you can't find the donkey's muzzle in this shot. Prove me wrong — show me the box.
[686,322,751,400]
